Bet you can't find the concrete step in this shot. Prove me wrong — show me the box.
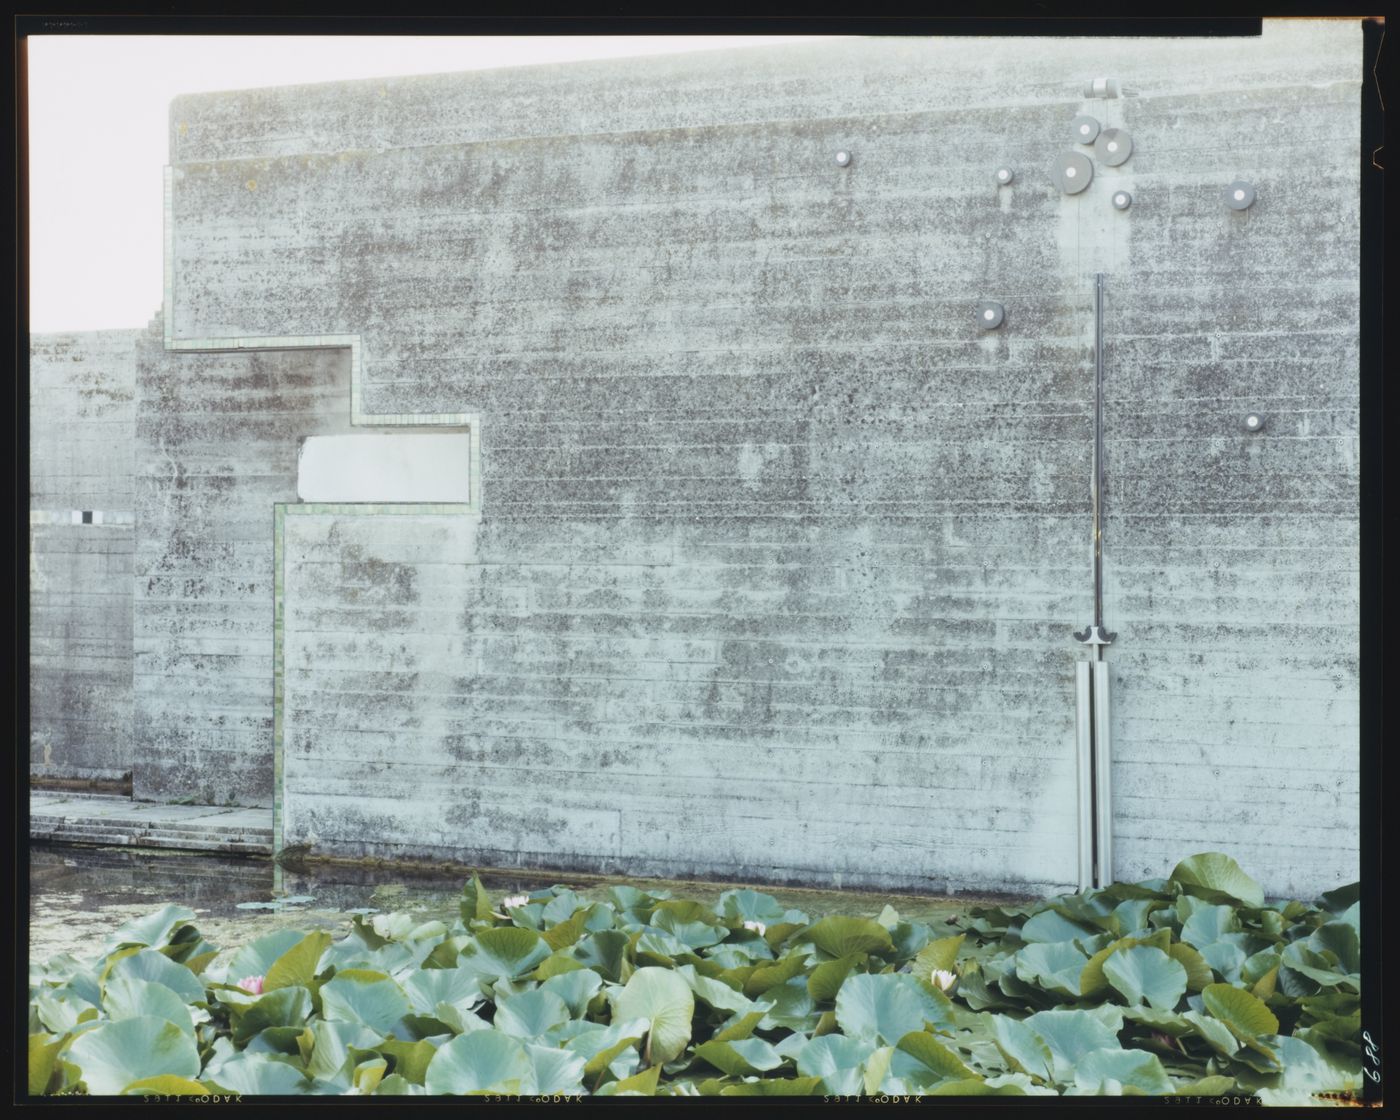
[31,793,273,856]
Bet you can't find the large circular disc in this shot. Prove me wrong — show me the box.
[1095,128,1133,166]
[1053,151,1094,194]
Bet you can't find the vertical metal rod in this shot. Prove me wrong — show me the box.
[1075,662,1094,893]
[1091,661,1113,887]
[1092,272,1106,650]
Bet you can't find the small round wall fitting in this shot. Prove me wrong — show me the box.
[995,166,1014,185]
[835,150,852,167]
[976,302,1005,329]
[1243,413,1265,433]
[1226,180,1256,210]
[1053,151,1094,194]
[1112,190,1132,210]
[1071,115,1101,144]
[1095,128,1133,166]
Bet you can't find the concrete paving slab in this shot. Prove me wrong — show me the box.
[29,792,272,856]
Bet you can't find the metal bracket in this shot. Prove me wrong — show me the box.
[1073,624,1116,648]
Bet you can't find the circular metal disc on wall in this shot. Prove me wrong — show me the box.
[1225,181,1256,210]
[1053,151,1094,194]
[1071,115,1101,144]
[1111,190,1132,210]
[975,302,1005,329]
[1095,128,1133,166]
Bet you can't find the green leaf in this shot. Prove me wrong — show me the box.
[1315,882,1360,914]
[571,930,630,983]
[1072,1047,1174,1094]
[1170,853,1265,908]
[694,1037,785,1077]
[893,1030,978,1083]
[804,916,894,959]
[1019,909,1097,944]
[540,908,591,952]
[225,929,306,985]
[991,1015,1053,1082]
[265,931,332,992]
[401,967,482,1016]
[594,1063,661,1096]
[807,953,863,1002]
[1181,903,1241,950]
[122,1075,211,1096]
[228,985,314,1043]
[540,968,603,1018]
[102,975,195,1036]
[460,872,494,925]
[1308,921,1361,975]
[107,904,198,951]
[1102,946,1188,1010]
[68,1016,201,1096]
[915,934,964,976]
[424,1030,531,1094]
[1168,942,1214,992]
[611,967,695,1066]
[108,948,206,1005]
[1015,941,1088,998]
[835,972,951,1046]
[377,1039,438,1085]
[494,989,572,1040]
[796,1034,871,1096]
[522,1043,587,1095]
[463,927,551,981]
[303,1020,385,1082]
[29,1033,67,1095]
[717,888,786,925]
[320,973,412,1035]
[1181,1010,1240,1058]
[743,954,809,998]
[207,1053,314,1095]
[1022,1009,1120,1083]
[1202,983,1279,1042]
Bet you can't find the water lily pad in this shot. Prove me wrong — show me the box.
[611,967,695,1066]
[68,1016,200,1096]
[1023,1009,1120,1082]
[1072,1047,1173,1094]
[1170,853,1265,908]
[320,972,412,1035]
[424,1030,531,1094]
[462,927,551,981]
[1102,946,1187,1010]
[694,1037,785,1077]
[805,916,894,959]
[540,968,602,1017]
[207,1053,314,1095]
[109,948,206,1005]
[494,989,572,1039]
[835,972,950,1046]
[103,975,195,1036]
[796,1034,872,1095]
[107,905,198,951]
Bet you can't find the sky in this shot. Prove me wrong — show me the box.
[25,35,833,333]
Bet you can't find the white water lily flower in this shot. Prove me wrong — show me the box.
[500,894,531,910]
[742,920,767,936]
[930,969,958,992]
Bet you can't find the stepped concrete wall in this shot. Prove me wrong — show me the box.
[33,21,1360,896]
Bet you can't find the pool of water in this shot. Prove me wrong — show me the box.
[29,843,1030,968]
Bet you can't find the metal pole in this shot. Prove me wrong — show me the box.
[1075,662,1095,893]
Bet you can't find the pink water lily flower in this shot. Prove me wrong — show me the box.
[237,975,265,995]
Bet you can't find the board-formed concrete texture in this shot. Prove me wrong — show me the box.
[30,330,141,783]
[125,21,1363,896]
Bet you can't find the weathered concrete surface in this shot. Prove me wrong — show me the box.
[131,323,356,805]
[30,330,141,782]
[30,792,272,854]
[297,432,471,502]
[138,23,1362,896]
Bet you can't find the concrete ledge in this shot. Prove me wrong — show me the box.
[30,793,273,856]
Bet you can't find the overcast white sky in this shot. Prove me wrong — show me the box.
[26,35,833,333]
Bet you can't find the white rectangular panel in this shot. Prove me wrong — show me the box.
[296,432,470,503]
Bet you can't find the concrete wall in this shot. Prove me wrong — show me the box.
[131,324,355,806]
[30,330,140,782]
[141,22,1362,895]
